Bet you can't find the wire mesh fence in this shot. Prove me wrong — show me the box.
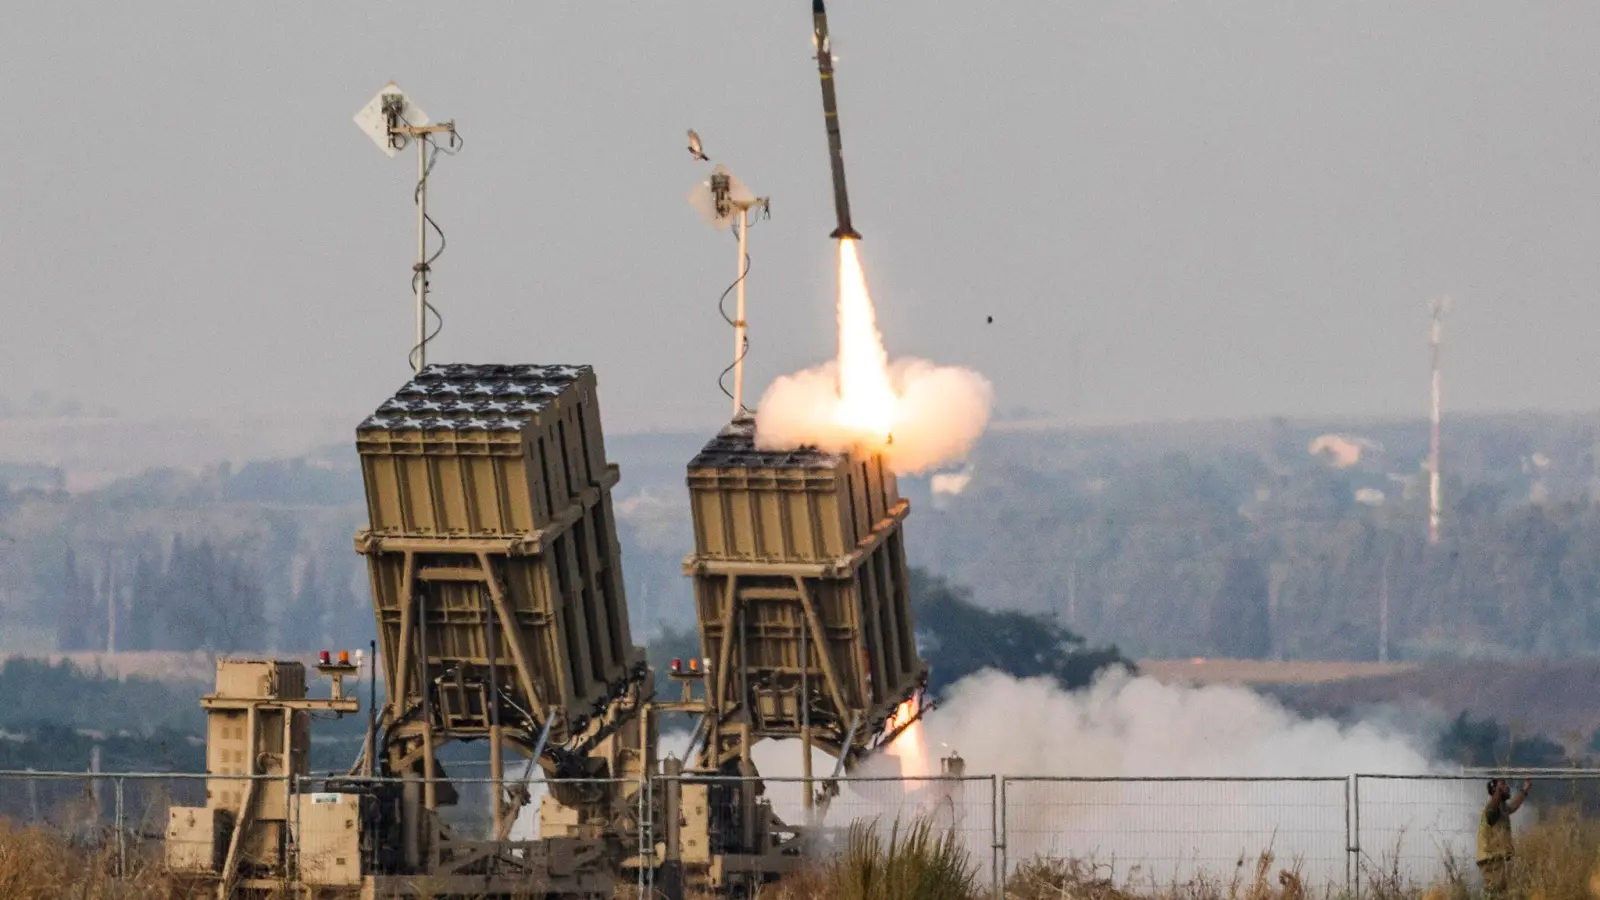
[1000,777,1350,892]
[1352,774,1481,891]
[1,769,1591,896]
[1350,772,1600,894]
[0,771,286,878]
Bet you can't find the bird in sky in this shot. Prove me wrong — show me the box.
[686,129,709,162]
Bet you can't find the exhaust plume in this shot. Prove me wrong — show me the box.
[908,670,1471,886]
[743,669,1475,887]
[918,668,1435,778]
[755,239,992,475]
[883,694,933,790]
[541,671,1481,888]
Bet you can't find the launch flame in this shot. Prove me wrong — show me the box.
[754,239,994,475]
[834,239,897,439]
[883,694,932,788]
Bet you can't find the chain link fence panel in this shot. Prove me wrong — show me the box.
[2,766,1592,898]
[1001,776,1350,895]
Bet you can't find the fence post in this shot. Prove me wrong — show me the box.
[1352,775,1363,900]
[115,776,126,878]
[987,776,997,899]
[996,776,1008,900]
[26,770,39,824]
[1343,775,1352,898]
[639,774,649,898]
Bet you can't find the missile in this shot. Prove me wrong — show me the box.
[813,0,862,241]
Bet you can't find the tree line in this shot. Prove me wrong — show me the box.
[52,539,366,654]
[14,412,1600,663]
[915,445,1600,660]
[643,570,1133,702]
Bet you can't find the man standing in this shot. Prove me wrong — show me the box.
[1477,777,1531,896]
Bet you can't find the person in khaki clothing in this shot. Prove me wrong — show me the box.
[1478,777,1531,895]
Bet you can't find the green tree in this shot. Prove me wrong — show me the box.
[1209,556,1270,659]
[55,547,92,651]
[910,570,1131,697]
[279,558,328,651]
[1437,711,1567,768]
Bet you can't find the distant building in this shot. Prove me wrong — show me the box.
[1308,434,1383,469]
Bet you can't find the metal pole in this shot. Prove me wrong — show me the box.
[1378,559,1390,664]
[639,699,655,894]
[89,745,102,831]
[115,777,125,877]
[633,759,640,890]
[738,606,750,766]
[1428,300,1444,545]
[530,712,557,770]
[366,638,377,778]
[415,135,428,374]
[996,776,1008,900]
[487,588,503,840]
[732,206,749,417]
[1352,775,1362,900]
[800,609,813,820]
[419,587,436,810]
[290,772,300,883]
[1344,776,1353,896]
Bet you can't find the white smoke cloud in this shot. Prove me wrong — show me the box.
[526,670,1488,889]
[913,670,1477,888]
[729,669,1480,889]
[754,358,993,475]
[924,668,1434,777]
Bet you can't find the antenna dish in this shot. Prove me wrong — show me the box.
[353,82,431,158]
[688,164,759,231]
[352,81,460,374]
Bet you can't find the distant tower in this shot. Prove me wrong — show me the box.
[1427,296,1449,546]
[1378,555,1390,663]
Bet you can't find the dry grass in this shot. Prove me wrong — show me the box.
[0,819,168,899]
[0,818,309,900]
[6,804,1600,900]
[757,814,981,900]
[1005,850,1311,900]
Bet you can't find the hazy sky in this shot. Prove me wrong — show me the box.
[5,3,1599,434]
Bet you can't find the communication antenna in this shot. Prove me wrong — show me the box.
[688,159,770,418]
[1427,296,1450,546]
[353,82,462,374]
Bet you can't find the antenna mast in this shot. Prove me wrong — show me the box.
[354,83,461,374]
[689,156,770,418]
[1427,296,1449,546]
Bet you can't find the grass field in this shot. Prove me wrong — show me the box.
[1137,659,1422,686]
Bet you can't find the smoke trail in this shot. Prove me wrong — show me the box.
[755,239,993,475]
